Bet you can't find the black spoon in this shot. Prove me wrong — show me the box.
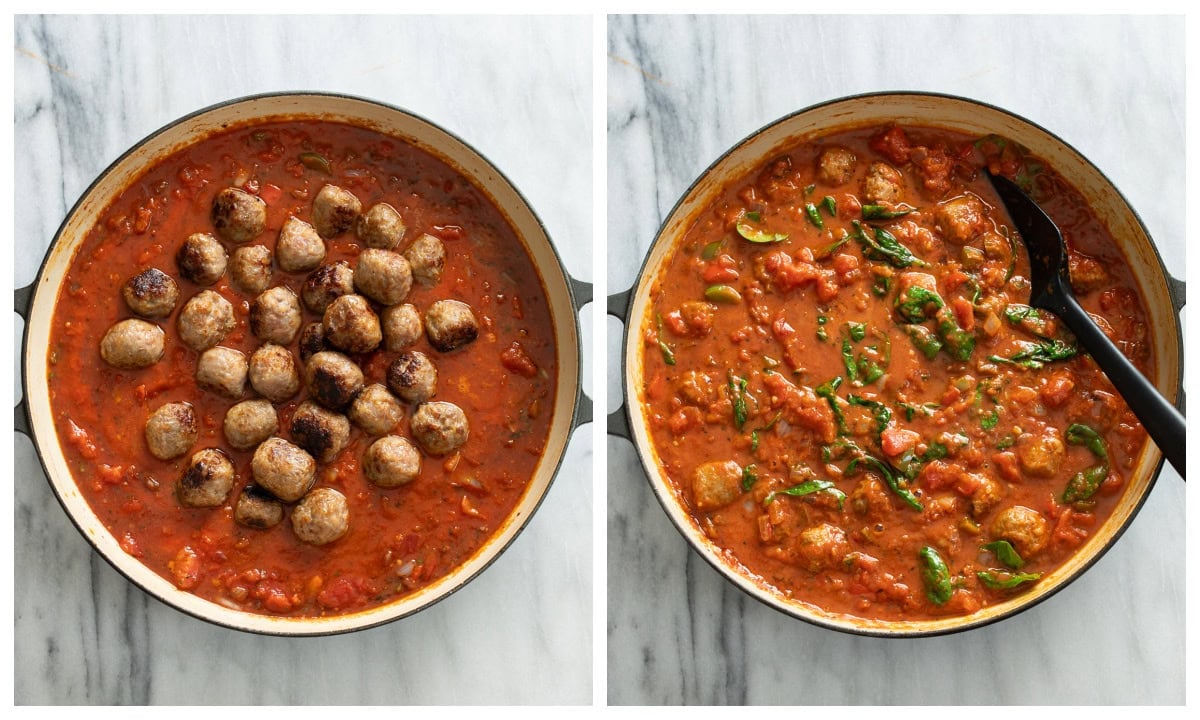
[987,172,1185,478]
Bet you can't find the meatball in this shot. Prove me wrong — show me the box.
[302,261,355,314]
[175,232,228,286]
[793,523,850,573]
[195,346,248,399]
[991,505,1050,558]
[223,399,279,451]
[863,162,904,204]
[363,436,421,488]
[100,319,164,369]
[1069,254,1111,295]
[322,294,382,353]
[177,448,236,508]
[387,351,438,403]
[234,485,284,530]
[381,303,423,351]
[410,401,469,456]
[276,216,326,273]
[251,437,316,502]
[250,286,302,345]
[692,460,742,511]
[424,299,479,352]
[122,268,179,319]
[229,245,273,294]
[304,351,365,412]
[177,290,235,351]
[817,146,857,187]
[404,233,445,287]
[357,202,406,249]
[348,384,404,436]
[935,195,988,245]
[970,474,1005,519]
[291,487,350,545]
[311,184,362,239]
[289,400,351,463]
[298,322,329,361]
[1016,426,1066,478]
[211,187,267,244]
[354,248,413,306]
[144,402,197,460]
[248,343,300,402]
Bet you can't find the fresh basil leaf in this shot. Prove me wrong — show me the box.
[919,546,953,605]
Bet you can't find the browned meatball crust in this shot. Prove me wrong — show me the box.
[234,485,284,529]
[122,268,179,319]
[250,286,302,345]
[311,184,362,239]
[424,299,479,352]
[357,202,406,249]
[248,343,300,402]
[144,402,198,460]
[289,400,351,463]
[404,233,446,287]
[177,448,236,508]
[387,350,438,403]
[177,290,235,351]
[176,232,228,286]
[251,437,316,503]
[304,351,365,412]
[100,319,165,369]
[211,187,267,244]
[298,322,330,361]
[229,245,273,294]
[302,261,356,314]
[322,294,382,353]
[410,401,469,456]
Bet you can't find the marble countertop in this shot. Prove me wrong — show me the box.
[606,14,1184,705]
[14,15,592,705]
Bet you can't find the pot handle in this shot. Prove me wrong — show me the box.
[1167,274,1186,418]
[568,275,594,432]
[15,282,34,436]
[606,288,633,441]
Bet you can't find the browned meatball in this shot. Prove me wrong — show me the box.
[196,346,248,399]
[250,286,302,345]
[304,351,364,412]
[935,195,988,246]
[817,146,857,187]
[348,384,404,436]
[234,485,284,529]
[144,402,197,460]
[178,290,235,351]
[248,343,300,402]
[229,245,273,294]
[177,448,236,508]
[692,460,742,511]
[404,233,445,287]
[291,487,350,545]
[290,401,351,463]
[1016,427,1066,478]
[357,202,406,249]
[211,187,267,244]
[363,436,421,488]
[122,268,179,319]
[410,401,469,456]
[252,437,316,502]
[311,184,362,239]
[863,162,904,204]
[424,299,479,352]
[223,399,279,451]
[991,505,1050,558]
[276,216,326,273]
[381,303,423,351]
[387,351,438,403]
[354,249,413,306]
[323,294,382,353]
[100,319,164,369]
[301,261,355,314]
[793,523,851,573]
[176,232,228,286]
[298,322,329,361]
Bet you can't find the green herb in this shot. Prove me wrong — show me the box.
[841,340,859,384]
[736,221,788,244]
[1003,304,1054,337]
[862,204,916,220]
[804,202,825,230]
[919,546,953,605]
[895,285,945,324]
[299,151,332,174]
[905,325,943,360]
[899,401,940,422]
[872,274,892,297]
[741,464,758,492]
[851,220,926,268]
[847,448,923,511]
[989,339,1078,369]
[764,479,846,510]
[981,411,1000,431]
[804,183,816,196]
[820,195,837,217]
[750,412,783,454]
[846,321,867,342]
[936,307,976,362]
[728,373,749,430]
[847,395,892,434]
[977,570,1041,590]
[815,376,847,435]
[894,442,949,481]
[981,540,1025,569]
[816,315,829,342]
[814,234,849,260]
[745,211,762,222]
[1062,423,1110,504]
[655,314,675,366]
[996,435,1015,449]
[704,285,742,304]
[700,239,725,260]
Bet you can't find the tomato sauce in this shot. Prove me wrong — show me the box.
[47,120,557,617]
[641,124,1151,621]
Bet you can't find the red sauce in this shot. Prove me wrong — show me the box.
[48,120,557,617]
[641,124,1150,621]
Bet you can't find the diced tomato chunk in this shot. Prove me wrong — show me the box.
[500,342,538,377]
[881,427,921,457]
[869,126,913,165]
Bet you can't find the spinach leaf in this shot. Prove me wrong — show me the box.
[655,314,675,366]
[820,195,837,217]
[981,540,1025,569]
[728,373,749,429]
[741,464,758,492]
[847,449,923,511]
[936,307,976,361]
[736,221,788,244]
[850,220,926,268]
[989,339,1078,369]
[804,202,824,230]
[1062,423,1110,504]
[861,204,915,220]
[848,395,892,435]
[764,479,846,510]
[976,570,1041,590]
[815,376,847,435]
[919,546,953,605]
[895,285,945,324]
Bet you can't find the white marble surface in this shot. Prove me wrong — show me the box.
[607,15,1184,705]
[14,15,592,705]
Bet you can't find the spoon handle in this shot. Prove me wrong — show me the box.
[1048,291,1186,479]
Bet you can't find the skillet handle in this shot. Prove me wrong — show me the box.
[1167,274,1186,417]
[567,275,593,431]
[15,282,34,436]
[606,289,633,441]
